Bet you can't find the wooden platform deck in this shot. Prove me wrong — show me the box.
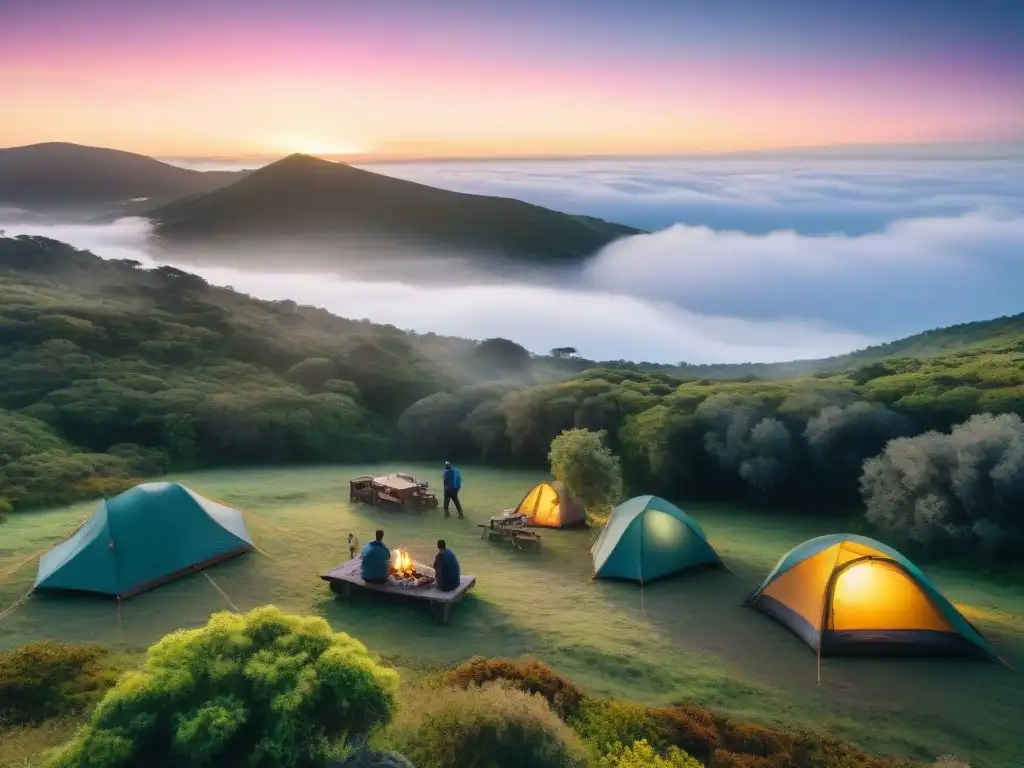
[320,557,475,623]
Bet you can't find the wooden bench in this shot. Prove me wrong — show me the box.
[321,557,475,623]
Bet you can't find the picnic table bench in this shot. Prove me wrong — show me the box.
[349,474,439,511]
[321,557,475,623]
[479,512,543,550]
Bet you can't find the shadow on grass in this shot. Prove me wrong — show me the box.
[311,587,539,668]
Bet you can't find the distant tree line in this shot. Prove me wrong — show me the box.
[1,234,1022,565]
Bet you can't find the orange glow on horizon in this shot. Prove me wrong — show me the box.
[1,18,1018,159]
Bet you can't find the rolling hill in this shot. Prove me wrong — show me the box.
[667,312,1024,380]
[147,153,643,265]
[0,142,248,213]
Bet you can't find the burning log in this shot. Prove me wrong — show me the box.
[388,546,435,588]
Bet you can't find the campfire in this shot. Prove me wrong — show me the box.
[389,547,435,588]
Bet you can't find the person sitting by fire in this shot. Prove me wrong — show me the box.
[360,529,391,584]
[432,539,461,591]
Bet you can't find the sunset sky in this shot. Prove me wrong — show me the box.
[2,0,1022,160]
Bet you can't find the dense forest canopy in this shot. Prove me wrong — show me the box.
[1,234,1022,563]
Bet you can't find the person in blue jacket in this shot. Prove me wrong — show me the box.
[360,529,391,584]
[442,461,464,518]
[433,539,461,591]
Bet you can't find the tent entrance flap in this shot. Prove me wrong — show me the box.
[828,558,954,634]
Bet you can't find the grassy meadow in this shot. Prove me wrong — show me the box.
[1,464,1022,767]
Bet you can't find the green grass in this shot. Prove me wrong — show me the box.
[2,465,1022,768]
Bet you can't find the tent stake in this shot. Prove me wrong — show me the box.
[0,587,34,622]
[204,571,241,612]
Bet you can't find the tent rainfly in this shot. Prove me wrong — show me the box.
[591,495,722,583]
[514,480,586,528]
[744,534,1001,661]
[34,482,254,599]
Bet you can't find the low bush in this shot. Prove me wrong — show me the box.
[0,495,12,516]
[46,605,399,768]
[646,706,721,761]
[570,699,668,755]
[444,656,586,720]
[568,699,917,768]
[403,681,587,768]
[598,739,704,768]
[0,641,119,725]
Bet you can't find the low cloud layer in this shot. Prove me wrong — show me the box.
[3,155,1022,363]
[582,209,1024,336]
[368,156,1024,235]
[0,214,872,364]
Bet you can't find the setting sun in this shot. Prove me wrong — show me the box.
[272,136,370,157]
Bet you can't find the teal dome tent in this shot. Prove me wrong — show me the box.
[35,482,254,598]
[591,495,722,583]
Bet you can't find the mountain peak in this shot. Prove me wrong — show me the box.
[148,152,644,265]
[0,142,249,211]
[275,153,349,168]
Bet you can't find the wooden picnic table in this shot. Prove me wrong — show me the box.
[349,474,439,511]
[320,557,475,623]
[478,512,542,550]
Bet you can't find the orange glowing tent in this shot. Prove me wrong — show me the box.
[513,480,586,528]
[744,534,1000,662]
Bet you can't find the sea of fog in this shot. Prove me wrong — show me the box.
[2,156,1023,364]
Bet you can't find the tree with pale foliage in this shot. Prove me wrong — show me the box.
[48,606,399,768]
[548,428,623,522]
[861,412,1024,559]
[696,394,793,500]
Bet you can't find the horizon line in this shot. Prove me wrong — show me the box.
[161,138,1024,166]
[6,137,1022,166]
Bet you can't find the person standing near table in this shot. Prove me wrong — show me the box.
[442,461,464,518]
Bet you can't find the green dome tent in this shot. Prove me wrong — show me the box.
[34,482,254,599]
[591,495,722,583]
